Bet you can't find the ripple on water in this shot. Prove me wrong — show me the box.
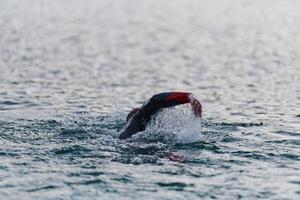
[156,182,195,191]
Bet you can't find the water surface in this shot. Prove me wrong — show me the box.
[0,0,299,199]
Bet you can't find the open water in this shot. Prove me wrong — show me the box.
[0,0,299,199]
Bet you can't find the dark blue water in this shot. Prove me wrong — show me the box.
[0,0,299,199]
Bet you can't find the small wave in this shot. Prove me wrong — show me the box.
[156,182,194,191]
[52,144,92,155]
[27,185,59,193]
[175,141,220,151]
[65,178,106,186]
[204,121,263,128]
[273,131,300,137]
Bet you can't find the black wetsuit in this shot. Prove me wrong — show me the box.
[119,92,192,139]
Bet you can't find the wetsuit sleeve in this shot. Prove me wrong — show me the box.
[153,92,192,108]
[136,92,192,120]
[119,92,192,139]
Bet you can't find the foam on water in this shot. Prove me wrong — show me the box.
[146,105,203,144]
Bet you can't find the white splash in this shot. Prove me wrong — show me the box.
[146,104,203,144]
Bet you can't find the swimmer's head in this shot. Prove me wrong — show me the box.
[126,108,139,122]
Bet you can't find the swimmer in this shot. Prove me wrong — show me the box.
[119,92,202,139]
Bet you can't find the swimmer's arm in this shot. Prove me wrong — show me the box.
[119,92,201,139]
[131,92,196,125]
[119,97,161,139]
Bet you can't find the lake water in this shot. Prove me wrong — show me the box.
[0,0,299,199]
